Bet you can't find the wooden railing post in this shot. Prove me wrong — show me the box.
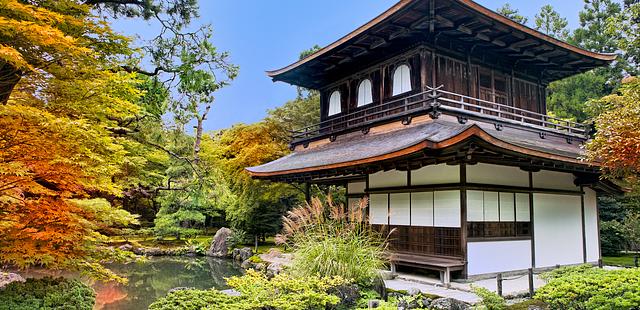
[497,273,503,296]
[528,268,534,297]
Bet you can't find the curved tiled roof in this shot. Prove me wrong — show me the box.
[246,118,593,178]
[267,0,616,83]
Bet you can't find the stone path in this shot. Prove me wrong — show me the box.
[384,278,481,304]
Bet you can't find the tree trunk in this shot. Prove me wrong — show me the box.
[0,61,22,104]
[193,105,210,166]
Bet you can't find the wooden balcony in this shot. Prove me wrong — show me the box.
[290,85,590,147]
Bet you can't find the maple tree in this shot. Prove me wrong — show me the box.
[0,0,144,281]
[587,77,640,190]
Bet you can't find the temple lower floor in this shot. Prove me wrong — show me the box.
[345,163,600,279]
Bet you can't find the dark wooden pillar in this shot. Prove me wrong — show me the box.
[305,182,311,203]
[581,186,587,263]
[529,170,536,268]
[460,163,468,278]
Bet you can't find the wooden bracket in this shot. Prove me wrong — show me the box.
[402,116,412,125]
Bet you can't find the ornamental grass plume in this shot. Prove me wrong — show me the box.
[276,195,391,285]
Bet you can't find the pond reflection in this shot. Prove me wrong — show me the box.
[94,256,243,310]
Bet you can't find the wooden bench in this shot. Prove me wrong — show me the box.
[388,252,465,286]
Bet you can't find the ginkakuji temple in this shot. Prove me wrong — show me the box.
[247,0,620,283]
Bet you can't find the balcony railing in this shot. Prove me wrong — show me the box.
[290,85,590,145]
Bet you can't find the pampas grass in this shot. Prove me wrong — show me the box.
[276,195,389,285]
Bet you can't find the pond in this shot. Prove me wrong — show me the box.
[92,256,243,310]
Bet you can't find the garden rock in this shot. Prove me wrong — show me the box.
[430,297,470,310]
[206,227,232,257]
[234,247,253,261]
[0,272,24,288]
[328,284,360,308]
[220,289,241,296]
[407,287,421,296]
[118,244,134,252]
[378,270,396,280]
[527,306,545,310]
[168,287,194,294]
[266,262,283,277]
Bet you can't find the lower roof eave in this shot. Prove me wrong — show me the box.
[246,124,600,181]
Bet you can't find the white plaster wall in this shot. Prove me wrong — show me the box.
[468,240,532,275]
[369,170,407,188]
[411,192,434,226]
[369,194,388,225]
[389,193,410,225]
[584,188,600,262]
[411,164,459,185]
[434,190,461,227]
[347,181,366,194]
[534,193,583,267]
[533,170,579,191]
[466,163,529,187]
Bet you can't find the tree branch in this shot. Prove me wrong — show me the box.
[83,0,145,6]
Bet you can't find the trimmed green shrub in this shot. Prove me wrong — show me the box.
[0,277,95,310]
[535,265,640,309]
[472,286,506,310]
[149,269,349,310]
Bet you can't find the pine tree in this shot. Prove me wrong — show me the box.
[534,5,570,40]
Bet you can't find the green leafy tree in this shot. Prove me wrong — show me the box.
[608,2,640,76]
[534,5,569,40]
[547,72,608,122]
[496,4,528,25]
[546,0,625,122]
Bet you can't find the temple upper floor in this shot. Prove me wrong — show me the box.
[265,0,615,148]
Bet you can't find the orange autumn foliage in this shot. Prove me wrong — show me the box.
[0,0,140,281]
[587,77,640,183]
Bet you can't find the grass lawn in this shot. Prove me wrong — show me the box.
[236,236,289,254]
[603,254,638,267]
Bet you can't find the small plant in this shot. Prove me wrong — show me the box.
[184,238,208,255]
[148,269,350,310]
[247,255,264,264]
[276,196,388,286]
[0,277,95,310]
[227,228,250,249]
[471,285,506,310]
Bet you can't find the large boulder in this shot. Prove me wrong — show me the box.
[0,272,24,289]
[430,297,471,310]
[206,227,233,257]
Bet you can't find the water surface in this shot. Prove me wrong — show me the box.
[94,256,243,310]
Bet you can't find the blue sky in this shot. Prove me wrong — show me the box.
[111,1,593,132]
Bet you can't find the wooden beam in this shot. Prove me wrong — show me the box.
[410,15,432,30]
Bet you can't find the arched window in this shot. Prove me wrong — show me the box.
[328,90,341,116]
[357,79,373,107]
[392,64,412,96]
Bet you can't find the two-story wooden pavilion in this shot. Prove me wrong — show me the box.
[247,0,619,283]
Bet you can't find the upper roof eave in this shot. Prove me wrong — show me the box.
[266,0,616,82]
